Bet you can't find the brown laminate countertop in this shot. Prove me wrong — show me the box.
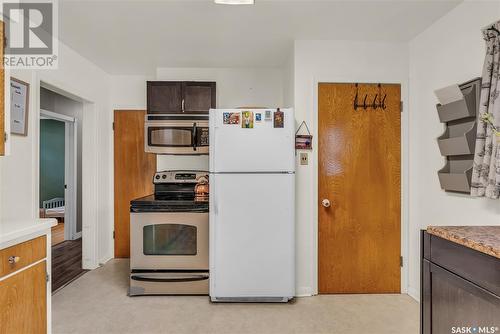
[427,226,500,259]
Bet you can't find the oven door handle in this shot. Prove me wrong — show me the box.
[130,273,209,283]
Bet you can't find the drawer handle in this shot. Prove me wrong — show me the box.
[8,256,20,264]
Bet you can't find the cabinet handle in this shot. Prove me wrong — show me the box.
[8,256,20,264]
[182,99,185,112]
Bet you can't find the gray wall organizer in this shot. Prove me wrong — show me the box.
[436,77,481,193]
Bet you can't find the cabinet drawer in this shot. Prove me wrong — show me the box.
[0,236,46,278]
[429,234,500,296]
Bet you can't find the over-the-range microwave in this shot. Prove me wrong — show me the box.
[144,114,209,155]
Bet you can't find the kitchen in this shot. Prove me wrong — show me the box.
[0,1,499,334]
[120,79,295,300]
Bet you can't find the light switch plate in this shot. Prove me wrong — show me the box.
[300,153,308,165]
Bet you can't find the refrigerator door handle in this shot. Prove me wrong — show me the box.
[214,189,218,216]
[213,179,219,216]
[211,126,217,171]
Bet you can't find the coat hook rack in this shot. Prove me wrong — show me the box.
[353,83,387,111]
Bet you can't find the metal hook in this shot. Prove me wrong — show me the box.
[353,83,359,111]
[363,94,368,110]
[381,94,387,110]
[372,94,378,109]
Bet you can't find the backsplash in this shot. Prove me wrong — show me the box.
[157,155,209,172]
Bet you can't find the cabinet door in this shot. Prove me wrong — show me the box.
[0,261,47,334]
[147,81,183,114]
[428,263,500,334]
[182,82,216,114]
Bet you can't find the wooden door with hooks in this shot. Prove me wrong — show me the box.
[318,82,401,294]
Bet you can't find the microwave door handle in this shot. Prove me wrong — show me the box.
[192,123,197,151]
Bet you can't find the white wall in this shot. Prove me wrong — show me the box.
[293,40,410,296]
[283,52,295,108]
[111,74,155,110]
[0,41,112,268]
[155,67,285,171]
[407,1,500,300]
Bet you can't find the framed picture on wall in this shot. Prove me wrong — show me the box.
[10,77,30,136]
[295,121,313,150]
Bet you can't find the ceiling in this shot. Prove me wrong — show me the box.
[58,0,461,75]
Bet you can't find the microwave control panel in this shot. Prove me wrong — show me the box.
[198,128,209,146]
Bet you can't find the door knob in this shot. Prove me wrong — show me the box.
[322,199,331,208]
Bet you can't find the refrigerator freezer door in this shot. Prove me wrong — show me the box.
[209,173,295,300]
[209,109,295,173]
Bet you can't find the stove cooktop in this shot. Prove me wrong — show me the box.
[130,194,209,213]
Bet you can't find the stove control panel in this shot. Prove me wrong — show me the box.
[153,170,208,184]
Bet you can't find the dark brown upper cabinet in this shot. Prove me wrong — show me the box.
[147,81,183,113]
[147,81,216,114]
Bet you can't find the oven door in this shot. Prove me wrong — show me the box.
[144,117,209,155]
[130,212,209,270]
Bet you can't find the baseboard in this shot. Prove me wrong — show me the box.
[98,256,112,266]
[407,286,420,302]
[296,286,315,297]
[72,231,82,240]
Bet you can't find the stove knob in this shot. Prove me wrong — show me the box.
[162,174,167,179]
[155,175,160,180]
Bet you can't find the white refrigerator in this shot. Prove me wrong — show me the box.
[209,108,295,302]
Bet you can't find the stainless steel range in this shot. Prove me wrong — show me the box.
[129,170,209,296]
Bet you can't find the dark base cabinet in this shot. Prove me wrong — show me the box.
[421,231,500,334]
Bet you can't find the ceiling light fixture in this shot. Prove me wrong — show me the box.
[214,0,255,5]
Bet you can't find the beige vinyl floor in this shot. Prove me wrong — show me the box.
[52,259,419,334]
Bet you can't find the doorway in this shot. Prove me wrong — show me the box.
[318,83,401,294]
[39,88,87,291]
[39,110,77,245]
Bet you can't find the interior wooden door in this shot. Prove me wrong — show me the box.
[318,83,401,294]
[114,110,156,258]
[0,261,47,334]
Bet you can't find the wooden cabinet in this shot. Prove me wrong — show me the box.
[0,236,47,277]
[0,235,48,334]
[0,261,47,334]
[147,81,216,114]
[147,81,183,113]
[421,231,500,334]
[182,82,216,113]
